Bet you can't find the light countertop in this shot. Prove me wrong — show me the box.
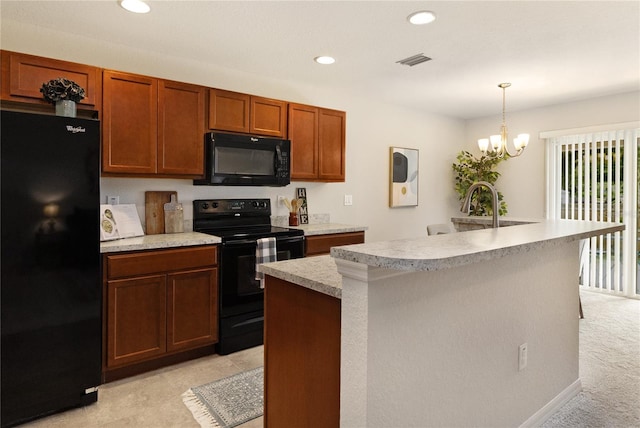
[100,223,367,253]
[331,220,623,271]
[100,232,221,253]
[450,216,542,226]
[260,220,621,298]
[289,223,367,236]
[259,255,342,299]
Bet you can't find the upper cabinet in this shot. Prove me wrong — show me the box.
[288,103,346,182]
[0,50,101,116]
[102,70,205,177]
[208,88,287,138]
[2,51,347,181]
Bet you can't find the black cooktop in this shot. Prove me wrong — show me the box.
[192,198,304,242]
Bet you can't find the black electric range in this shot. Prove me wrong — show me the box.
[193,199,304,355]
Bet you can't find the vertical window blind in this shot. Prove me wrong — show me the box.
[546,127,639,297]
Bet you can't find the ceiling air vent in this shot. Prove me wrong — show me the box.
[396,53,432,67]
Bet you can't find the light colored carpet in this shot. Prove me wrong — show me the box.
[542,291,640,427]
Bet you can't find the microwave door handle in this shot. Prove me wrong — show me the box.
[275,145,282,171]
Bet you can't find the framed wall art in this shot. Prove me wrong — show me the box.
[389,147,418,207]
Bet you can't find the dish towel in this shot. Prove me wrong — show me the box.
[255,237,277,289]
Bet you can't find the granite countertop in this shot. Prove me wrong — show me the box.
[100,232,221,253]
[450,216,542,226]
[289,223,368,236]
[330,220,624,272]
[99,222,367,253]
[258,255,342,299]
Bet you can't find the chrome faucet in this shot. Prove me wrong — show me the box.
[461,181,500,228]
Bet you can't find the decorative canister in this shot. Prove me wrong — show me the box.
[55,100,77,117]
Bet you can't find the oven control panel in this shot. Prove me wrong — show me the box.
[194,199,271,216]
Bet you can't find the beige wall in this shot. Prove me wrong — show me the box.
[3,20,638,242]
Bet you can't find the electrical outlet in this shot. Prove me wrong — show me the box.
[107,195,119,205]
[278,195,286,205]
[518,343,528,371]
[344,194,353,206]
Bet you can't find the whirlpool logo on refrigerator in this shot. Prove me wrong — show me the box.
[66,125,86,134]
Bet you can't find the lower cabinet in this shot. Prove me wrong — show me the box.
[103,246,218,380]
[305,231,365,257]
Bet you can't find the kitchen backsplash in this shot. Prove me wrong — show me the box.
[271,213,330,228]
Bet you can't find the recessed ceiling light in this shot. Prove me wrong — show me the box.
[314,56,336,65]
[407,10,436,25]
[120,0,150,14]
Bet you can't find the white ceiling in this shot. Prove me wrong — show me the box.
[2,0,639,119]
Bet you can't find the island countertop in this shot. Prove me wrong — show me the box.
[330,219,624,272]
[259,255,342,299]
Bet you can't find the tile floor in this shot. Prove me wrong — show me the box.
[21,346,264,428]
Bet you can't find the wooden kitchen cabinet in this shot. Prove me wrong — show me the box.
[103,246,218,381]
[107,275,167,367]
[208,88,287,137]
[264,276,341,427]
[0,50,101,116]
[102,70,205,177]
[288,103,346,182]
[305,231,365,257]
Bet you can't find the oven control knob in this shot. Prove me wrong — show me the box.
[201,202,209,210]
[212,202,219,208]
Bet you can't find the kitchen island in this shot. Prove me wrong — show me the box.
[260,220,624,427]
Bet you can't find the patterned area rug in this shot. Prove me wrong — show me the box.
[182,366,263,428]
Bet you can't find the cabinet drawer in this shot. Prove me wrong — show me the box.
[305,232,364,257]
[107,246,217,279]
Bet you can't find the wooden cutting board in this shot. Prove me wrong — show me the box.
[145,191,177,235]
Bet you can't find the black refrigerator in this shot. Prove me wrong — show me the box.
[1,110,101,427]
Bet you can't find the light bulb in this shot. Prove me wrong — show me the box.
[490,135,502,152]
[517,134,530,148]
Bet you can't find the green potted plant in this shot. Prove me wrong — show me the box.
[452,150,508,216]
[40,78,85,117]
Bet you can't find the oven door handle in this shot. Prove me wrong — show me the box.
[276,236,305,244]
[223,239,261,247]
[222,236,304,247]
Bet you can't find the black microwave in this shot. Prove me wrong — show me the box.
[194,132,291,186]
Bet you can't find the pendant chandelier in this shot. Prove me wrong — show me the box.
[477,83,529,158]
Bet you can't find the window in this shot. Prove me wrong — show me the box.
[544,125,639,297]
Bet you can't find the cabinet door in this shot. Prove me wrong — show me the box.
[305,231,364,257]
[288,103,319,180]
[250,96,287,138]
[102,70,158,174]
[107,275,167,367]
[1,50,100,108]
[318,108,346,181]
[167,268,218,352]
[208,89,250,133]
[158,80,205,176]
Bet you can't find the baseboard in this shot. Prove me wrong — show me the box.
[519,378,582,428]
